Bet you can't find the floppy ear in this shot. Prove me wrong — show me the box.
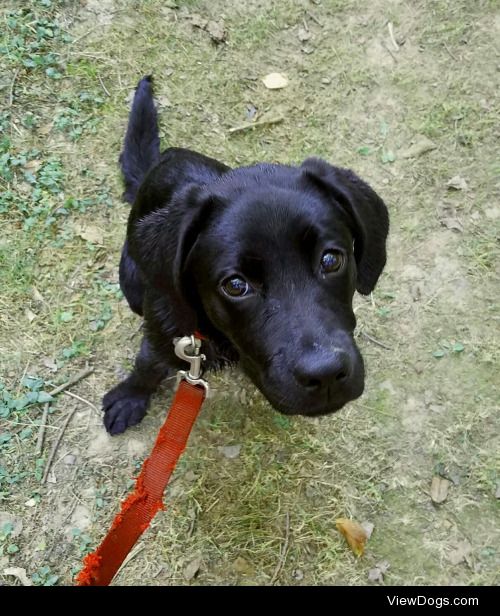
[129,184,219,333]
[301,157,389,295]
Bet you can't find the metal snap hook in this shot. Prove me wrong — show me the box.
[173,335,209,395]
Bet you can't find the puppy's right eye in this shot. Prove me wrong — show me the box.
[221,276,250,298]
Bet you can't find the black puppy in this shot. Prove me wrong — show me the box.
[103,76,389,435]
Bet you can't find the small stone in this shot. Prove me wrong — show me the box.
[298,27,311,42]
[446,175,468,191]
[447,541,472,566]
[368,560,390,582]
[183,555,202,580]
[63,454,76,465]
[262,73,289,90]
[218,444,242,459]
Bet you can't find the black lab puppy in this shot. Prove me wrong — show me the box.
[103,76,389,435]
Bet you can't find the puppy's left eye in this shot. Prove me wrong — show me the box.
[320,249,345,274]
[221,276,250,298]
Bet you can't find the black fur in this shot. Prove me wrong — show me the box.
[103,77,389,435]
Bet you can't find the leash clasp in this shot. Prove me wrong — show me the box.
[174,335,209,396]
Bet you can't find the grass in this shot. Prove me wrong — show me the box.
[0,0,498,587]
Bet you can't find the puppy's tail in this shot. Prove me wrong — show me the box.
[120,76,160,204]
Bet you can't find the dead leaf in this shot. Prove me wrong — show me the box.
[262,73,289,90]
[218,444,241,459]
[232,556,254,575]
[368,560,390,582]
[183,555,202,580]
[430,475,451,504]
[368,568,383,582]
[361,521,375,539]
[336,518,368,557]
[206,20,226,44]
[39,123,52,136]
[32,287,44,303]
[3,567,32,586]
[24,159,42,172]
[191,14,208,29]
[76,225,104,245]
[298,27,311,42]
[184,470,198,482]
[191,15,226,43]
[447,540,472,566]
[25,307,36,322]
[447,175,468,191]
[401,136,437,159]
[440,217,463,232]
[42,357,58,372]
[495,482,500,499]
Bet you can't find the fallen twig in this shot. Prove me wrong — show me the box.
[270,512,290,585]
[382,41,398,63]
[443,42,457,61]
[388,22,399,51]
[68,28,96,46]
[129,321,144,340]
[98,74,111,97]
[229,115,284,135]
[9,68,19,107]
[41,408,77,484]
[63,389,99,414]
[48,366,94,397]
[361,331,393,351]
[306,10,323,27]
[35,367,93,456]
[187,510,198,539]
[36,402,50,455]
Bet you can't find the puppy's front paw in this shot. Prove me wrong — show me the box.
[103,383,150,435]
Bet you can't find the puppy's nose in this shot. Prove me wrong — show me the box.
[293,352,351,392]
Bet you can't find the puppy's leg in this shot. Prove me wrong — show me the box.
[119,239,145,317]
[103,337,172,435]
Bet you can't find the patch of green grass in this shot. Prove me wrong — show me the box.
[0,3,71,75]
[416,100,484,141]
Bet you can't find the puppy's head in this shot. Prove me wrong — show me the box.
[134,157,389,417]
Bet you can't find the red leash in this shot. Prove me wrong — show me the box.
[76,336,207,586]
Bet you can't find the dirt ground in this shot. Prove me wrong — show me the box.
[0,0,498,586]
